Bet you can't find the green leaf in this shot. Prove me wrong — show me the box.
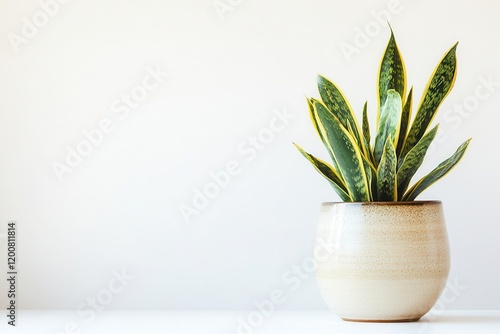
[307,98,324,142]
[346,120,359,145]
[364,136,375,166]
[362,154,377,201]
[378,26,406,125]
[313,100,370,202]
[373,90,402,165]
[362,102,376,165]
[403,138,471,201]
[293,143,351,202]
[396,87,413,158]
[317,75,368,157]
[400,43,458,160]
[362,101,371,144]
[307,97,341,173]
[377,137,397,201]
[396,125,439,199]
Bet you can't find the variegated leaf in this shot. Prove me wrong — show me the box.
[377,137,397,201]
[378,26,406,125]
[400,43,458,160]
[362,102,376,164]
[317,75,368,157]
[307,97,341,173]
[294,143,351,202]
[373,90,402,165]
[397,125,439,199]
[362,101,371,144]
[396,87,413,158]
[362,154,377,201]
[313,100,370,202]
[403,138,471,201]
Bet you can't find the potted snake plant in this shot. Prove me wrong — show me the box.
[294,27,470,322]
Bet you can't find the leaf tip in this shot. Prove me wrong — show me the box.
[450,42,459,54]
[385,89,401,100]
[387,21,394,34]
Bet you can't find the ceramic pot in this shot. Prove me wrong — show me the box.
[314,201,450,322]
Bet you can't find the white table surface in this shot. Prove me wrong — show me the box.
[2,310,499,334]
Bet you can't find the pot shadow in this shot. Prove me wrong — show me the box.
[421,313,500,324]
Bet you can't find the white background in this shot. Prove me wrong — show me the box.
[0,0,498,311]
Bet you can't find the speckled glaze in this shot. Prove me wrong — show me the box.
[314,201,450,322]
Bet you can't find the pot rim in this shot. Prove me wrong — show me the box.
[321,200,442,206]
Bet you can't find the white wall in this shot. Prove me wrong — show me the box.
[0,0,498,310]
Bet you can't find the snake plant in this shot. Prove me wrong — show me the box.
[295,27,471,202]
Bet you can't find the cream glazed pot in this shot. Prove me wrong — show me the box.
[314,201,450,322]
